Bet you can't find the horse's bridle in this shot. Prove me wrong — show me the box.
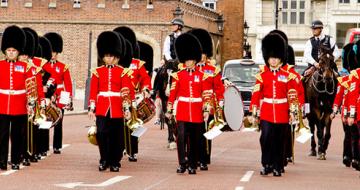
[311,69,335,95]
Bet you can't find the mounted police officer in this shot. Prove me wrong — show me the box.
[163,18,184,63]
[303,20,340,76]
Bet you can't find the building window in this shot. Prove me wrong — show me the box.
[73,0,80,8]
[281,0,306,25]
[339,0,350,3]
[1,0,8,7]
[203,0,216,10]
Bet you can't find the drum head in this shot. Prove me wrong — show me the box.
[224,86,244,131]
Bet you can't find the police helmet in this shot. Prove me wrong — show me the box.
[171,18,184,27]
[311,20,323,29]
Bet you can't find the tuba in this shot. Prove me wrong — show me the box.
[209,95,226,130]
[126,105,144,131]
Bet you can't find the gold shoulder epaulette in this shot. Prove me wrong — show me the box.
[337,76,343,83]
[288,73,297,80]
[138,60,146,68]
[91,68,99,78]
[171,72,179,80]
[26,62,32,72]
[214,66,221,75]
[64,64,70,72]
[259,65,265,72]
[255,73,263,83]
[178,63,185,70]
[40,58,47,67]
[122,68,134,77]
[36,66,42,74]
[286,65,294,71]
[203,73,211,80]
[351,70,359,79]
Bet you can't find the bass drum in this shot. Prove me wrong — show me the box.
[223,86,244,131]
[135,93,156,124]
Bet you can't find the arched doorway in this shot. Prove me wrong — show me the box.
[138,41,154,76]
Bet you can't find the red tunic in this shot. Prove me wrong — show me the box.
[333,76,350,119]
[27,59,45,104]
[168,68,212,123]
[347,69,360,120]
[129,58,152,93]
[88,65,134,118]
[250,66,297,124]
[0,60,28,115]
[42,60,73,108]
[282,64,305,106]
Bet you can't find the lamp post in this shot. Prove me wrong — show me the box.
[215,14,225,33]
[173,5,184,18]
[243,21,252,59]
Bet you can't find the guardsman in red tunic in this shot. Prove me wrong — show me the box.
[0,25,28,170]
[18,29,47,166]
[113,26,152,162]
[43,32,73,154]
[188,28,225,171]
[343,45,360,170]
[88,31,134,172]
[250,33,297,177]
[166,33,212,175]
[35,36,54,157]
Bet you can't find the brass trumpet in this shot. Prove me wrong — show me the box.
[288,89,309,133]
[126,106,144,131]
[208,95,226,130]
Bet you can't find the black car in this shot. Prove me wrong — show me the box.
[222,59,262,115]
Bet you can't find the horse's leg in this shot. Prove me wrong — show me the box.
[316,113,327,160]
[322,113,332,154]
[308,113,317,156]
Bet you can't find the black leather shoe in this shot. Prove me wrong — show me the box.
[22,159,30,166]
[128,155,137,162]
[30,157,38,163]
[343,156,351,167]
[188,167,196,174]
[41,152,47,157]
[260,166,272,175]
[53,149,61,154]
[0,163,7,170]
[98,163,108,171]
[286,157,293,163]
[35,154,42,160]
[352,160,360,170]
[273,169,282,177]
[199,163,208,171]
[11,164,20,170]
[176,165,186,173]
[308,149,317,157]
[110,166,120,172]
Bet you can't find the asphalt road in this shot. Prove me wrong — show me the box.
[0,114,358,190]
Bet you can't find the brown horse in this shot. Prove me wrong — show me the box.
[303,45,338,160]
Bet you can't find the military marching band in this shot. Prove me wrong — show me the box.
[0,19,359,180]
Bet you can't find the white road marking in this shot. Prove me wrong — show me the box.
[0,144,71,176]
[240,170,254,182]
[235,186,244,190]
[55,176,131,188]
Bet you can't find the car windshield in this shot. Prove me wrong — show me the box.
[224,64,260,83]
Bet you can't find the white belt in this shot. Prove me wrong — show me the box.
[98,91,121,97]
[57,84,64,89]
[0,89,26,95]
[178,97,202,102]
[263,98,287,104]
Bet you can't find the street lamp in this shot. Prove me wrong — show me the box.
[215,14,225,32]
[243,21,252,59]
[173,5,184,18]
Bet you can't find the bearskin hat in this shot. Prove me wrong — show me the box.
[113,26,140,58]
[23,27,39,57]
[270,29,288,44]
[287,45,295,65]
[96,31,123,59]
[21,30,35,57]
[121,39,133,68]
[38,36,53,61]
[342,42,359,71]
[262,33,287,66]
[1,25,26,54]
[188,28,213,57]
[44,32,63,53]
[175,33,202,63]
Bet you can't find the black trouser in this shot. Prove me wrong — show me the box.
[343,122,352,159]
[176,121,201,168]
[38,127,49,154]
[284,124,294,165]
[259,120,286,171]
[53,109,65,149]
[124,125,138,156]
[0,114,27,165]
[199,115,214,165]
[96,112,124,167]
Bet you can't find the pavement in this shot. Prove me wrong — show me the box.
[0,114,359,190]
